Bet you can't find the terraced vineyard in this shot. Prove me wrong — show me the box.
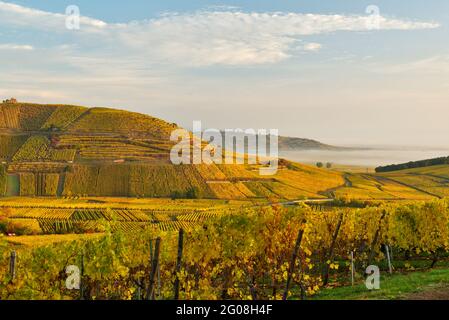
[57,135,171,161]
[12,136,76,162]
[7,162,67,173]
[0,103,56,130]
[322,164,449,200]
[0,105,176,165]
[0,135,28,160]
[11,208,75,219]
[332,173,435,200]
[66,107,177,138]
[0,103,354,200]
[12,136,50,161]
[2,102,449,202]
[41,105,88,130]
[17,173,60,196]
[378,165,449,199]
[1,201,230,234]
[157,221,198,231]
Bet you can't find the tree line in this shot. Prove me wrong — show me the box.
[375,156,449,173]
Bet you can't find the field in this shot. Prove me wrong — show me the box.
[1,103,449,300]
[12,136,76,162]
[320,164,449,200]
[0,135,28,161]
[57,161,347,200]
[1,200,449,300]
[331,173,434,200]
[66,107,177,139]
[0,166,6,196]
[41,105,88,130]
[0,103,56,130]
[57,135,171,161]
[0,197,246,235]
[0,104,448,203]
[7,103,438,201]
[0,104,349,201]
[378,165,449,198]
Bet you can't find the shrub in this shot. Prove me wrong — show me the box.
[186,187,202,199]
[171,190,184,200]
[5,219,42,235]
[0,221,7,234]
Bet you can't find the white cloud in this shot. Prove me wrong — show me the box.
[0,1,441,66]
[118,11,439,66]
[0,1,109,32]
[0,43,34,50]
[303,43,322,52]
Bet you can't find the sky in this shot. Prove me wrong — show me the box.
[1,0,449,147]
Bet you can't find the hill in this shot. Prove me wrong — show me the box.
[218,131,346,151]
[3,101,448,202]
[329,163,449,200]
[0,101,346,200]
[278,136,348,151]
[376,164,449,199]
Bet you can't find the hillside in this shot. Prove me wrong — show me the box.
[278,136,348,151]
[3,101,449,202]
[0,101,345,200]
[219,131,346,151]
[376,156,449,172]
[377,164,449,199]
[329,163,449,200]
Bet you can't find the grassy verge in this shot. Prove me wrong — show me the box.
[313,268,449,300]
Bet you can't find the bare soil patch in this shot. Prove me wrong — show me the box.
[405,285,449,300]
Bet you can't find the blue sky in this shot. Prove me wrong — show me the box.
[7,0,449,21]
[1,1,449,147]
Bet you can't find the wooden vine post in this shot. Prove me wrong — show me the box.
[283,219,307,301]
[350,251,355,286]
[147,237,161,300]
[9,251,17,282]
[368,210,387,267]
[322,212,344,286]
[174,229,184,300]
[385,245,393,274]
[79,254,85,300]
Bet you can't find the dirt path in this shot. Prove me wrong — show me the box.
[319,174,352,198]
[343,174,352,187]
[405,285,449,300]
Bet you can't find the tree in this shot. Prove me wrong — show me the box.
[186,187,202,199]
[2,97,17,104]
[326,162,332,169]
[316,162,323,168]
[171,190,184,200]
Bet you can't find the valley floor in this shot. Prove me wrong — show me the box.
[325,164,449,200]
